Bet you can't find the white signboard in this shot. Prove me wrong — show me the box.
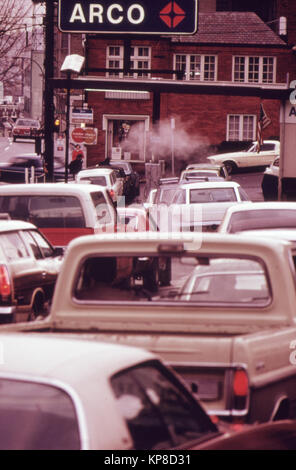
[71,108,93,124]
[280,101,296,124]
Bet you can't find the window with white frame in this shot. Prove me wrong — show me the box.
[106,46,151,78]
[227,115,256,141]
[174,54,217,81]
[233,56,276,83]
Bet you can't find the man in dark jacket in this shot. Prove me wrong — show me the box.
[69,154,83,176]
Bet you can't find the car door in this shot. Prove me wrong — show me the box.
[20,229,61,301]
[257,143,278,166]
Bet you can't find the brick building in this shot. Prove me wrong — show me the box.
[56,1,296,172]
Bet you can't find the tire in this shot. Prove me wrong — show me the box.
[28,294,44,322]
[143,259,159,292]
[224,161,237,175]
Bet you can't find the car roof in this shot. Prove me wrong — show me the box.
[224,201,296,215]
[238,229,296,242]
[0,333,155,383]
[178,181,240,189]
[0,183,108,195]
[186,163,225,169]
[0,220,36,232]
[77,168,114,176]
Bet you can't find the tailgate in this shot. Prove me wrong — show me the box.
[74,330,242,418]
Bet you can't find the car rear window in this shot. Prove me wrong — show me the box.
[111,360,217,450]
[0,196,86,228]
[190,188,237,203]
[0,378,80,450]
[228,209,296,233]
[74,254,271,307]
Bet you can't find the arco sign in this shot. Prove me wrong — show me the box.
[58,0,198,35]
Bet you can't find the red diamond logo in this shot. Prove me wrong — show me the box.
[160,1,186,29]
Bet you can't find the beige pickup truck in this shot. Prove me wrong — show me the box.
[5,232,296,425]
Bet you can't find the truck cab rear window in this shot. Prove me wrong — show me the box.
[74,254,271,307]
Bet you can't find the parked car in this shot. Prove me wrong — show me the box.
[219,202,296,234]
[0,220,63,323]
[0,154,66,184]
[0,333,220,450]
[0,183,118,248]
[76,167,123,202]
[179,169,225,184]
[149,181,250,233]
[110,160,140,200]
[12,118,40,141]
[185,163,230,180]
[207,140,280,174]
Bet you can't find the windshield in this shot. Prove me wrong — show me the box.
[81,176,107,186]
[16,119,39,127]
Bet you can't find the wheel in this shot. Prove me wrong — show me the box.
[143,258,159,292]
[28,295,44,322]
[224,161,237,175]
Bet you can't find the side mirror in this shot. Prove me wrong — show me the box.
[53,247,64,257]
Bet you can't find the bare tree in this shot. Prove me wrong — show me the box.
[0,0,41,92]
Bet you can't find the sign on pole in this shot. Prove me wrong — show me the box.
[58,0,198,35]
[71,108,93,124]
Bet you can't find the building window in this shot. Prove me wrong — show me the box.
[106,46,151,78]
[174,54,217,81]
[233,56,275,83]
[227,115,256,141]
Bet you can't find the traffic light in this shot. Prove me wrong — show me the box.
[53,118,60,133]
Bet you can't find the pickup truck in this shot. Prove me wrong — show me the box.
[5,232,296,425]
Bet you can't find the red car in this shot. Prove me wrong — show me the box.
[12,118,40,141]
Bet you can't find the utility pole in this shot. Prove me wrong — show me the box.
[43,0,55,182]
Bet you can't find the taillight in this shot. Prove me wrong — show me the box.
[109,189,115,200]
[232,368,249,411]
[0,265,11,297]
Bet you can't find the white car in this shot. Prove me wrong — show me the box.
[179,169,225,184]
[151,181,250,232]
[219,202,296,234]
[185,163,230,180]
[207,140,280,174]
[0,333,218,450]
[76,167,123,202]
